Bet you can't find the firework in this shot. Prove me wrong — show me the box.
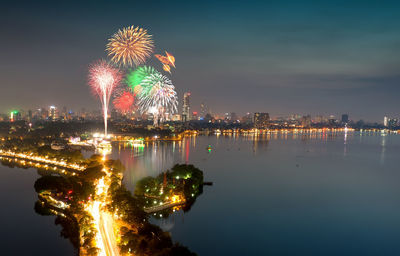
[155,51,176,74]
[137,73,178,126]
[125,66,158,93]
[113,91,135,113]
[88,60,122,135]
[107,26,154,67]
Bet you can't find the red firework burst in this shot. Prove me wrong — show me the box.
[113,91,135,112]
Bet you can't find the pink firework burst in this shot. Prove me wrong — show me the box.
[88,60,123,135]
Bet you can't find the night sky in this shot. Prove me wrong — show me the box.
[1,0,400,121]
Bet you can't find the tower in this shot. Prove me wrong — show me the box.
[182,92,191,122]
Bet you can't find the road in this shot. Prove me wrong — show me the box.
[99,212,120,256]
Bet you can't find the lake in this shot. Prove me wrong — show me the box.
[1,132,400,255]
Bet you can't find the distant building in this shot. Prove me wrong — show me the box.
[314,115,325,124]
[49,106,58,121]
[28,110,32,122]
[200,102,208,119]
[182,92,191,122]
[192,111,198,120]
[10,110,21,122]
[388,118,398,129]
[241,112,253,124]
[384,116,398,128]
[204,113,213,123]
[230,112,238,123]
[341,114,349,124]
[36,108,48,120]
[254,112,270,128]
[301,115,312,127]
[224,113,230,121]
[328,115,336,126]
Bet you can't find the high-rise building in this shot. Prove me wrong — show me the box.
[254,113,270,128]
[28,110,32,122]
[384,116,388,127]
[49,106,58,121]
[341,114,349,124]
[200,102,208,119]
[182,92,191,122]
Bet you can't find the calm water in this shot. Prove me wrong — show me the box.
[2,132,400,255]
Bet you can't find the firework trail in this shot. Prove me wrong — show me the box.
[137,73,178,126]
[106,26,154,67]
[88,60,122,135]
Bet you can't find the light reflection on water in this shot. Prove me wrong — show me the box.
[111,132,396,192]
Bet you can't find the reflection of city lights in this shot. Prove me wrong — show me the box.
[0,150,85,171]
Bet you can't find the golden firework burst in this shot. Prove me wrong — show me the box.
[106,26,154,67]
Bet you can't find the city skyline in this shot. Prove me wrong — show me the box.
[4,103,398,127]
[1,1,400,122]
[0,101,396,124]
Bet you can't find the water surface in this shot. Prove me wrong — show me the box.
[2,132,400,255]
[118,133,400,256]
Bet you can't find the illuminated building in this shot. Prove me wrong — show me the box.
[49,106,58,121]
[383,116,397,128]
[192,111,198,120]
[254,112,270,128]
[182,92,191,122]
[10,110,21,122]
